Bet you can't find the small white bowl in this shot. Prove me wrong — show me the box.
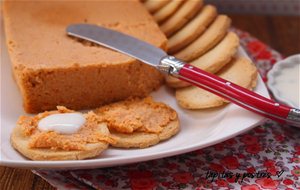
[267,54,300,108]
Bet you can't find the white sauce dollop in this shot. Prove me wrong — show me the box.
[38,113,86,135]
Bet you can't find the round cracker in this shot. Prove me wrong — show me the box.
[144,0,171,13]
[174,15,231,62]
[160,0,203,37]
[165,75,190,89]
[110,120,180,148]
[153,0,185,23]
[167,5,217,54]
[11,122,110,161]
[175,57,258,109]
[166,32,239,89]
[189,32,239,73]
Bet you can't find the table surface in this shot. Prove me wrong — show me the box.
[1,15,300,190]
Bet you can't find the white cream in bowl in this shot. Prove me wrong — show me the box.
[267,54,300,108]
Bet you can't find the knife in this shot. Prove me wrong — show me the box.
[66,24,300,127]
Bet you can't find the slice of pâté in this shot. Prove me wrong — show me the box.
[3,0,167,113]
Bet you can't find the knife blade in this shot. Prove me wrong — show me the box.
[66,24,300,127]
[67,24,166,67]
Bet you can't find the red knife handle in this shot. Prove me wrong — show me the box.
[178,64,300,126]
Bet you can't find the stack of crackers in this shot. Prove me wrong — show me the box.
[144,0,258,109]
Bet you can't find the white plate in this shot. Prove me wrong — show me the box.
[0,24,269,169]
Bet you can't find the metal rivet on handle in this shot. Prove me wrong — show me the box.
[188,66,193,69]
[275,103,280,106]
[226,82,231,86]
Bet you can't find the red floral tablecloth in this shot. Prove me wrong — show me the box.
[33,29,300,190]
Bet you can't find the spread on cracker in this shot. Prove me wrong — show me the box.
[94,97,180,148]
[19,106,116,151]
[11,106,116,160]
[96,97,177,134]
